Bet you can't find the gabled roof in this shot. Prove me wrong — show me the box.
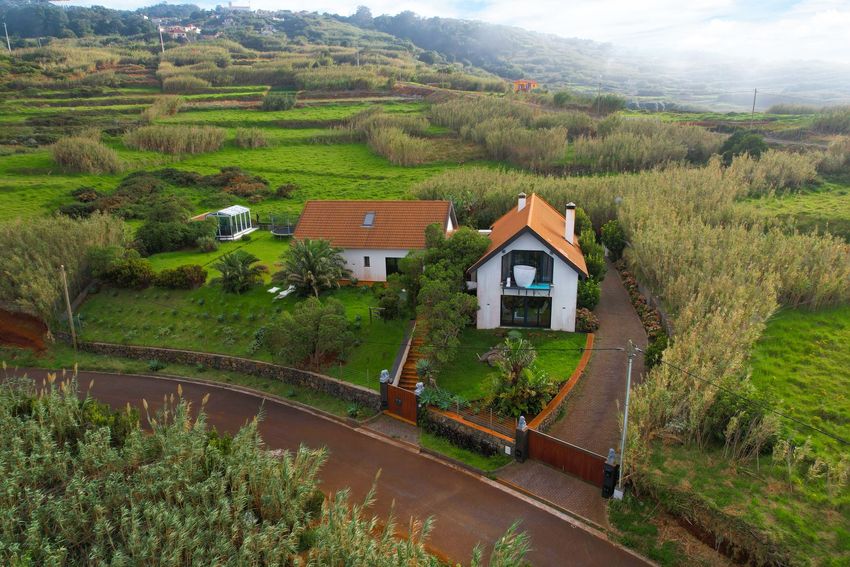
[212,205,250,216]
[294,200,455,250]
[469,193,588,277]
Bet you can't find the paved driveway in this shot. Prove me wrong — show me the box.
[18,368,649,567]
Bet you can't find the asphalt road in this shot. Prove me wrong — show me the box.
[19,368,649,567]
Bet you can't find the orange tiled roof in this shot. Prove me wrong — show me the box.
[294,200,454,250]
[470,193,588,277]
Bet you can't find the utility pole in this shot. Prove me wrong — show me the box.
[158,26,165,54]
[4,22,11,55]
[749,88,758,130]
[614,339,635,500]
[60,264,78,357]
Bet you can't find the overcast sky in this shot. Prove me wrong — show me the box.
[67,0,850,64]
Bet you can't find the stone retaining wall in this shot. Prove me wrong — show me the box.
[423,408,515,457]
[63,337,381,411]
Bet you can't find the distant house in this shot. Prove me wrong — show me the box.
[467,193,587,332]
[293,200,456,282]
[513,79,538,93]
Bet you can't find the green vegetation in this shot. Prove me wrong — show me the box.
[608,495,684,567]
[436,329,586,400]
[419,432,512,472]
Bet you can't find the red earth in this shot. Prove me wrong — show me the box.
[0,308,47,351]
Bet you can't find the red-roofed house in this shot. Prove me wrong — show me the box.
[467,193,588,331]
[293,200,456,282]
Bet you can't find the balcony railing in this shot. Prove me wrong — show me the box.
[501,281,552,296]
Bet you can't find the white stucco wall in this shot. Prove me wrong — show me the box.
[475,232,580,332]
[342,248,410,282]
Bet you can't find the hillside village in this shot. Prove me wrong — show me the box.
[0,1,849,566]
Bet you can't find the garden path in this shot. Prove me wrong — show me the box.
[547,259,648,454]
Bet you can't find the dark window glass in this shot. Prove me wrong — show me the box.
[386,257,401,275]
[501,250,553,285]
[500,296,552,328]
[364,256,371,267]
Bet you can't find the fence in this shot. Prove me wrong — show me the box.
[443,402,516,438]
[527,429,606,487]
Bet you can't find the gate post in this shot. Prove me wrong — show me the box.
[602,448,620,499]
[414,382,424,425]
[379,369,390,410]
[514,415,529,463]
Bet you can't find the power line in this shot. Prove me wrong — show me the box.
[640,349,850,447]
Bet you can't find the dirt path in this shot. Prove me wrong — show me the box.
[547,261,648,455]
[17,368,649,567]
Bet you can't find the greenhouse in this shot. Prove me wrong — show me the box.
[207,205,257,241]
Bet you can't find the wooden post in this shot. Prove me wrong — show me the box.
[60,264,77,356]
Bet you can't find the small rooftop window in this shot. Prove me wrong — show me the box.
[362,211,376,227]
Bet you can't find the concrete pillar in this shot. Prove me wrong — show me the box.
[379,369,390,410]
[514,415,529,462]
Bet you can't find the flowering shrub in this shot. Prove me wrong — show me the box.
[575,308,599,333]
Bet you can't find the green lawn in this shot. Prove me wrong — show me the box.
[77,283,406,391]
[437,328,587,400]
[0,343,371,419]
[749,304,850,453]
[419,432,512,472]
[738,178,850,242]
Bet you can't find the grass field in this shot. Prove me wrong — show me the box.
[437,328,587,400]
[419,431,512,472]
[739,178,850,242]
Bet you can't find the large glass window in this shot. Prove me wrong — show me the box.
[501,250,553,286]
[500,296,552,327]
[385,257,401,276]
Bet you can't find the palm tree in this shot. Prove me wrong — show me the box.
[276,238,350,298]
[213,250,266,294]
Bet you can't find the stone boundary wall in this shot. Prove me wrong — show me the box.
[60,336,381,411]
[529,333,594,432]
[424,408,515,457]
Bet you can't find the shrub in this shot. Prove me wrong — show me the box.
[141,96,184,123]
[261,92,296,111]
[728,150,819,196]
[274,183,298,198]
[264,297,353,368]
[155,264,208,289]
[162,75,211,94]
[591,93,626,115]
[147,359,167,372]
[577,278,601,310]
[575,307,599,333]
[643,332,668,369]
[136,219,216,255]
[275,239,350,297]
[213,250,266,294]
[818,136,850,174]
[51,136,123,174]
[102,255,155,289]
[579,228,607,281]
[366,126,432,166]
[234,128,268,149]
[71,186,101,203]
[601,220,627,261]
[573,132,687,173]
[196,235,219,252]
[720,131,767,164]
[124,125,226,154]
[811,106,850,135]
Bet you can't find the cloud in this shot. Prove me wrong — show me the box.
[64,0,850,63]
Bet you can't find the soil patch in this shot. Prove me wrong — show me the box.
[0,308,47,351]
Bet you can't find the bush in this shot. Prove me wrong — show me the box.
[124,125,226,154]
[579,228,607,281]
[818,136,850,174]
[261,92,296,111]
[601,220,627,261]
[573,132,687,173]
[196,235,219,252]
[274,183,298,198]
[51,136,123,174]
[720,131,767,164]
[366,126,432,166]
[234,128,268,149]
[162,75,211,94]
[155,264,208,289]
[644,332,668,369]
[728,150,819,196]
[136,219,216,255]
[141,96,184,123]
[577,278,601,310]
[575,307,599,333]
[147,359,167,372]
[102,255,155,289]
[811,106,850,135]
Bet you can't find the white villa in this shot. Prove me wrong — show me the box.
[293,200,456,282]
[467,193,588,332]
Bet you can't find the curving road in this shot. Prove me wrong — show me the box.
[19,368,649,567]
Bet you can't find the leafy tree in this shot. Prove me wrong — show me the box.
[488,336,557,418]
[276,238,350,298]
[720,131,768,164]
[579,227,606,281]
[213,250,266,294]
[265,297,353,368]
[600,219,627,261]
[102,250,155,289]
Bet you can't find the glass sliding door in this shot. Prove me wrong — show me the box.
[500,296,552,328]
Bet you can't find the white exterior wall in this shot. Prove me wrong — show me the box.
[342,248,410,282]
[475,232,580,332]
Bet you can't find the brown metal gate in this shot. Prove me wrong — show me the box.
[527,429,606,487]
[386,384,418,424]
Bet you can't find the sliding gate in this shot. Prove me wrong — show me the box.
[527,429,606,487]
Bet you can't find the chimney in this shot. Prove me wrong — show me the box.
[565,202,576,244]
[517,192,527,212]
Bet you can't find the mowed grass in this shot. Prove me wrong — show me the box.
[749,304,850,453]
[77,281,406,390]
[418,431,512,472]
[739,178,850,242]
[437,328,587,400]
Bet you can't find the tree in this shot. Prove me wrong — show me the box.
[276,238,350,298]
[265,297,353,368]
[720,131,768,165]
[489,336,557,418]
[213,250,266,294]
[600,219,627,261]
[577,278,600,310]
